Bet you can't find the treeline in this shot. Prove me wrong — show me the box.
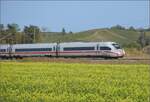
[0,23,150,49]
[0,23,72,44]
[109,25,150,48]
[110,24,150,31]
[0,23,42,44]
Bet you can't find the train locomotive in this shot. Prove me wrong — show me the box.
[0,42,125,59]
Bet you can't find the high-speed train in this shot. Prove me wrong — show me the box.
[0,42,125,59]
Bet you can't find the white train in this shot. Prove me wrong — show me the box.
[0,42,125,59]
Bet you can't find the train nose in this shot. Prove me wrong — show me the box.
[122,49,125,55]
[120,49,125,57]
[117,49,125,57]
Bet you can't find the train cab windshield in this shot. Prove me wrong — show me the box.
[112,43,121,49]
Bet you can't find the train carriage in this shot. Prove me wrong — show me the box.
[13,43,57,57]
[59,42,97,57]
[59,42,125,58]
[0,44,10,58]
[0,42,125,59]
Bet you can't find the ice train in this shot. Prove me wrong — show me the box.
[0,42,125,59]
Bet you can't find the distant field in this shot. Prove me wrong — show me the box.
[0,62,149,102]
[42,29,150,45]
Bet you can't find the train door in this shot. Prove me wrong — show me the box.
[56,43,60,57]
[96,44,99,56]
[96,44,103,57]
[7,44,13,57]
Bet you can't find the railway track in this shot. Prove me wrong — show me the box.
[120,58,150,60]
[0,58,149,65]
[0,56,150,60]
[81,57,150,61]
[0,56,150,64]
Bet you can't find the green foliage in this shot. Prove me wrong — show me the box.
[1,23,150,48]
[43,29,139,44]
[0,24,6,38]
[137,32,147,48]
[110,25,126,30]
[0,23,22,44]
[0,24,4,32]
[62,28,66,35]
[123,42,141,49]
[128,26,136,31]
[69,31,73,34]
[0,62,149,102]
[23,25,42,43]
[7,23,20,33]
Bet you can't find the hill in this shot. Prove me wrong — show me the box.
[41,29,150,46]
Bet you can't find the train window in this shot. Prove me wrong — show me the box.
[100,46,111,50]
[64,47,95,51]
[0,49,6,52]
[15,48,52,52]
[112,44,121,49]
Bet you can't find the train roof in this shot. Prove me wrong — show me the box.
[14,43,57,45]
[60,42,117,45]
[0,42,118,47]
[13,43,57,48]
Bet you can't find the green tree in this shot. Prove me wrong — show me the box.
[111,25,126,30]
[0,24,5,37]
[23,25,42,43]
[129,26,136,31]
[137,31,146,48]
[69,31,73,34]
[62,28,66,35]
[7,23,20,34]
[0,24,4,32]
[0,23,21,44]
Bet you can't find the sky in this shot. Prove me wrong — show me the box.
[0,0,149,32]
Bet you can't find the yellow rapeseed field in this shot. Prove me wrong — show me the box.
[0,62,149,102]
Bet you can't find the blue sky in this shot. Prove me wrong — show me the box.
[0,1,149,32]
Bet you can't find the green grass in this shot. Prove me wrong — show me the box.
[42,29,150,45]
[0,62,149,102]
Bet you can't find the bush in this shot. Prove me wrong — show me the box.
[123,42,141,49]
[143,45,150,54]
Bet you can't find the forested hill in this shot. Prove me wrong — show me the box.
[0,24,150,48]
[42,28,150,46]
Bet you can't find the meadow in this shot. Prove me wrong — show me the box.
[0,62,149,102]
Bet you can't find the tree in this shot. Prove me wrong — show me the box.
[1,23,21,44]
[62,28,66,35]
[23,25,42,43]
[0,24,5,37]
[0,24,4,32]
[69,31,73,34]
[7,23,20,34]
[137,31,146,48]
[111,25,126,30]
[129,26,136,31]
[23,26,32,43]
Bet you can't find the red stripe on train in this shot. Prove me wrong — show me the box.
[1,50,121,56]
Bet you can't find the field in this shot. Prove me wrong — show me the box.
[0,62,150,102]
[42,29,150,45]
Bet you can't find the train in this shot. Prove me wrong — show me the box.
[0,42,125,59]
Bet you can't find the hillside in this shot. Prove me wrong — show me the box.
[42,29,150,45]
